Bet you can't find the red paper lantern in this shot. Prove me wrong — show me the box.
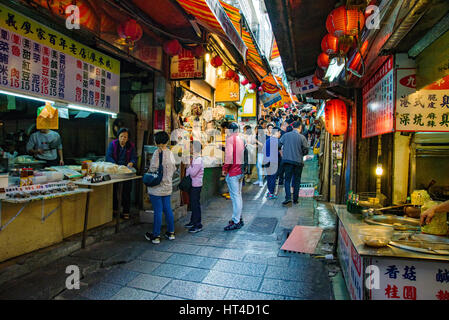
[117,19,143,42]
[249,83,257,90]
[326,6,365,38]
[241,78,249,85]
[192,45,204,58]
[225,69,235,80]
[324,99,348,135]
[312,75,322,86]
[210,55,223,68]
[321,34,338,55]
[163,39,181,56]
[317,52,330,70]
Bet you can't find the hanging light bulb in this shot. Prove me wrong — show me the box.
[205,53,210,62]
[217,67,223,76]
[375,164,383,176]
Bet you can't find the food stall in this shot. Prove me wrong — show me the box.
[0,3,144,263]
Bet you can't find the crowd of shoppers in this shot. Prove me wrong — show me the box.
[142,104,320,244]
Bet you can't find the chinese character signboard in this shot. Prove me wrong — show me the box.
[170,48,205,80]
[337,223,364,300]
[396,69,449,132]
[133,45,162,72]
[368,257,449,300]
[362,56,395,138]
[289,75,318,95]
[215,79,239,102]
[0,4,120,113]
[260,92,282,108]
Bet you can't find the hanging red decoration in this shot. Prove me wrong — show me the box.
[258,86,263,92]
[326,6,365,38]
[210,55,223,68]
[321,34,338,55]
[249,83,257,90]
[317,52,330,70]
[233,74,240,83]
[163,39,182,56]
[315,68,325,80]
[324,99,348,135]
[225,69,235,80]
[241,78,249,85]
[349,40,369,71]
[312,76,322,87]
[49,0,97,31]
[117,19,143,42]
[192,45,204,58]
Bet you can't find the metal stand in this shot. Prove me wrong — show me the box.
[81,186,91,249]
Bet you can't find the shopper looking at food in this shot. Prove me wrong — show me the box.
[106,127,138,220]
[145,131,177,244]
[184,140,204,233]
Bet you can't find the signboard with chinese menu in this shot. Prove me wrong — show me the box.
[396,69,449,132]
[362,56,394,138]
[170,48,205,81]
[367,257,449,300]
[338,223,364,300]
[0,4,120,113]
[215,79,239,102]
[289,75,318,95]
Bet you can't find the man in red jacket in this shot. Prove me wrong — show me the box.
[222,122,245,231]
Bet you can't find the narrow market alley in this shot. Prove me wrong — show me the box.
[0,156,344,300]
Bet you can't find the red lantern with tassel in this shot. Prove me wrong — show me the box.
[321,34,338,55]
[210,55,223,68]
[241,78,249,85]
[192,45,204,58]
[249,83,257,90]
[117,19,143,42]
[225,69,235,80]
[312,76,322,87]
[324,99,348,135]
[326,6,365,38]
[317,52,330,70]
[163,39,181,56]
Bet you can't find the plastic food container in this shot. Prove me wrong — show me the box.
[358,225,394,247]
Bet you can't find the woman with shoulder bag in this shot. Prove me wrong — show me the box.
[144,131,177,244]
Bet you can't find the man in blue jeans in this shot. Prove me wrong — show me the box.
[222,123,245,231]
[279,120,309,206]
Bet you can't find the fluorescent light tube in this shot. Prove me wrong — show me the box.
[0,90,55,104]
[325,58,345,83]
[67,104,117,116]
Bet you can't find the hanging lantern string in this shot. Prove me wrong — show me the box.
[103,0,205,45]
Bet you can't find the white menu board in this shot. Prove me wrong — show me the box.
[0,4,120,113]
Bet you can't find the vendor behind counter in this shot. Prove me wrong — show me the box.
[26,129,64,167]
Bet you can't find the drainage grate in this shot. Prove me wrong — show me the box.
[247,217,278,235]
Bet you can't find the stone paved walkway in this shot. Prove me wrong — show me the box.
[0,157,341,300]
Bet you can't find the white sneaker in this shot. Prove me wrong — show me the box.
[253,181,260,185]
[259,182,264,187]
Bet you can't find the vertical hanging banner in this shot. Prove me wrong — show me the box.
[362,56,395,138]
[170,47,205,80]
[0,4,120,113]
[396,69,449,132]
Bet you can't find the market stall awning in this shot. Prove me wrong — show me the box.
[270,39,280,60]
[176,0,247,60]
[220,1,270,80]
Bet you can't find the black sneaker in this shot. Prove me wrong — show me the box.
[165,232,175,240]
[282,200,292,207]
[189,226,203,233]
[228,218,244,226]
[184,222,194,228]
[293,200,299,204]
[144,232,160,244]
[224,221,241,231]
